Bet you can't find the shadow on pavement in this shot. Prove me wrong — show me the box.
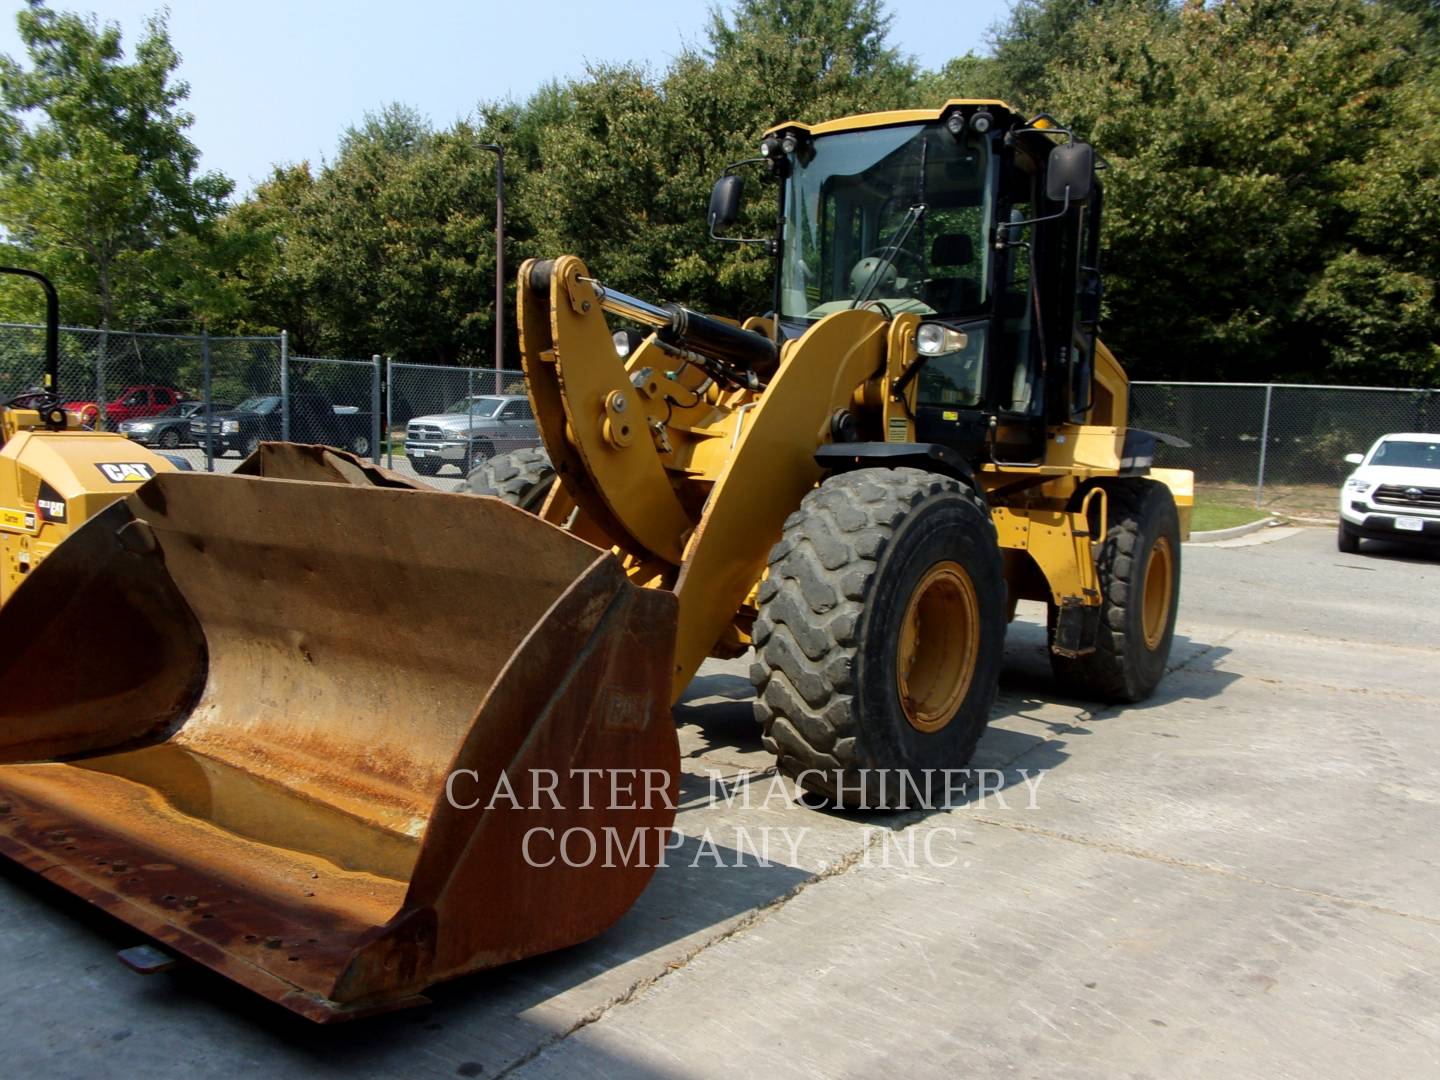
[0,618,1237,1078]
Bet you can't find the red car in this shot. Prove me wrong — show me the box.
[64,384,191,427]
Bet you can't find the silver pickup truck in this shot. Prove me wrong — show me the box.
[404,393,539,476]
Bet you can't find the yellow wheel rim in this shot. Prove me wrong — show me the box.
[896,560,980,733]
[1141,535,1174,650]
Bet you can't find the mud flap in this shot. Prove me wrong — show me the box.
[0,470,678,1021]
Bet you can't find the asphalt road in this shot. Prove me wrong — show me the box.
[1,526,1437,1078]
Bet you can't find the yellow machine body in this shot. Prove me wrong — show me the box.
[518,255,1191,700]
[0,101,1194,1021]
[0,416,178,605]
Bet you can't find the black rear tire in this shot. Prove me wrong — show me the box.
[1051,478,1180,704]
[750,468,1007,808]
[464,446,555,511]
[1337,521,1360,554]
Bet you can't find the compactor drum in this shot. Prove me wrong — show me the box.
[1,102,1191,1019]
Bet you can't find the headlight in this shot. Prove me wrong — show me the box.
[1344,477,1372,494]
[129,422,153,432]
[221,420,239,434]
[915,323,969,356]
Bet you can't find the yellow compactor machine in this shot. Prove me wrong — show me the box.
[0,102,1191,1020]
[0,268,179,605]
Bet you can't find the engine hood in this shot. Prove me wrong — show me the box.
[408,412,499,432]
[1354,465,1440,488]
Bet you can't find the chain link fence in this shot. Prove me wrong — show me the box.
[8,322,1433,510]
[1131,382,1439,517]
[0,322,537,486]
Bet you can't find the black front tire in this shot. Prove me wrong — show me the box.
[1051,478,1181,704]
[465,446,555,511]
[463,440,495,476]
[750,468,1007,808]
[411,457,442,477]
[1337,521,1361,554]
[158,428,181,449]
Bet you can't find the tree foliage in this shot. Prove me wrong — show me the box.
[0,0,230,328]
[0,0,1435,385]
[1035,0,1439,382]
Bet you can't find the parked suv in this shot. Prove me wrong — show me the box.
[64,383,190,428]
[1338,433,1440,553]
[404,394,538,476]
[191,393,374,458]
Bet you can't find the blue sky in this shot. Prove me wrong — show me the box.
[0,0,1011,194]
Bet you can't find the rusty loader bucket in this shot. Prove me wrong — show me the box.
[0,451,679,1021]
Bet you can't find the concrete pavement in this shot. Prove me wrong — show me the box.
[1,527,1437,1077]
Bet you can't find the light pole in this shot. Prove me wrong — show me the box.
[478,142,506,379]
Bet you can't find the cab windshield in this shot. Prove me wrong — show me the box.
[1371,439,1440,469]
[447,396,503,417]
[780,122,992,321]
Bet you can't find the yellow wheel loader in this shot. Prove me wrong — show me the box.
[0,102,1191,1020]
[0,269,180,606]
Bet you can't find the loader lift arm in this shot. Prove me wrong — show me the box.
[519,254,891,698]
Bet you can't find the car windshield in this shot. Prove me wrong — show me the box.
[237,395,280,414]
[781,122,992,321]
[447,396,503,417]
[1371,439,1440,469]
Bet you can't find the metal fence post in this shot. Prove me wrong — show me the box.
[1255,383,1273,509]
[385,360,394,469]
[95,328,108,429]
[202,330,213,473]
[371,355,382,464]
[279,329,290,443]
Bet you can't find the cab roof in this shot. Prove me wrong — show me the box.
[763,100,1018,139]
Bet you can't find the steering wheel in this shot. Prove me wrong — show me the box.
[862,243,925,274]
[851,244,926,298]
[3,389,70,429]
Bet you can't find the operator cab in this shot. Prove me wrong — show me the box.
[709,101,1103,467]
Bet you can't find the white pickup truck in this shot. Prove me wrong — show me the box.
[404,394,539,477]
[1338,433,1440,554]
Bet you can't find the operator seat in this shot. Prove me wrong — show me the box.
[926,233,981,312]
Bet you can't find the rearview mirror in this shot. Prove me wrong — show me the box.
[708,175,744,232]
[1046,141,1094,205]
[1344,452,1364,465]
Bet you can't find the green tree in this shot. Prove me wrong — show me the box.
[526,0,919,320]
[210,163,321,350]
[1039,0,1438,384]
[299,104,506,364]
[0,1,231,328]
[989,0,1174,105]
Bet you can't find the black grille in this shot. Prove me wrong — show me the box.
[1374,484,1440,510]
